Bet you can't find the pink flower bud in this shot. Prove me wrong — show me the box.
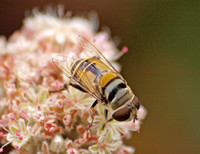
[19,136,23,140]
[0,148,3,153]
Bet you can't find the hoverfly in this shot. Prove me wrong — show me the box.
[50,36,140,128]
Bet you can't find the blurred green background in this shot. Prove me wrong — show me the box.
[0,0,200,153]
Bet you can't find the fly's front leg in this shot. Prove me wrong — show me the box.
[102,109,109,130]
[133,114,138,123]
[87,99,98,130]
[105,109,108,121]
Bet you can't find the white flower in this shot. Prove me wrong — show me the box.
[50,135,65,153]
[6,119,30,149]
[90,104,121,141]
[63,86,95,112]
[0,7,147,153]
[89,135,122,154]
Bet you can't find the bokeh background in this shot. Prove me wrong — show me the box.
[0,0,200,154]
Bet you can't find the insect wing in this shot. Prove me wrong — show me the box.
[52,54,101,100]
[52,54,74,78]
[77,36,125,81]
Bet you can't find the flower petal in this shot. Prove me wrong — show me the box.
[106,140,122,151]
[108,125,121,140]
[99,148,106,154]
[9,125,18,134]
[6,133,18,142]
[89,144,99,153]
[18,119,26,133]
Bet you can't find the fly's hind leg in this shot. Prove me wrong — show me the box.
[49,84,68,93]
[87,99,98,130]
[49,82,87,93]
[69,83,87,93]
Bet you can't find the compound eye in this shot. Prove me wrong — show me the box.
[132,96,140,110]
[112,106,131,121]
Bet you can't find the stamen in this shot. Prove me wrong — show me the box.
[112,46,129,60]
[137,129,140,133]
[0,132,3,137]
[15,145,19,150]
[16,132,21,136]
[49,98,53,102]
[29,81,33,85]
[21,113,26,118]
[122,46,128,53]
[121,134,126,139]
[86,125,90,129]
[92,113,96,117]
[11,116,16,121]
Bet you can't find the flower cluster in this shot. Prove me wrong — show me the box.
[0,7,147,154]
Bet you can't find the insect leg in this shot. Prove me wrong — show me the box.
[91,99,98,108]
[133,114,138,123]
[49,84,68,93]
[87,100,98,129]
[102,109,109,130]
[49,82,87,94]
[69,83,87,93]
[104,109,108,120]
